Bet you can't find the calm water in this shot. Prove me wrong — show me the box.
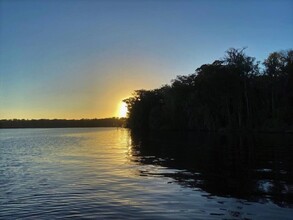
[0,128,292,219]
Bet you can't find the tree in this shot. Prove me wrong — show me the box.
[124,48,292,132]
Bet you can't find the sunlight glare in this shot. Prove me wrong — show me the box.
[118,102,127,118]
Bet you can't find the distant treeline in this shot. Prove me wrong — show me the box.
[124,48,293,132]
[0,118,126,128]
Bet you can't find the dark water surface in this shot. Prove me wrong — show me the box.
[0,128,292,219]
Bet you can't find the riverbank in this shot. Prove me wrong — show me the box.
[0,118,126,129]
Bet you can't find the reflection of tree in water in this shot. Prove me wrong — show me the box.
[129,130,293,208]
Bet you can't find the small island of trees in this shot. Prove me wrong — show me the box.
[124,48,293,132]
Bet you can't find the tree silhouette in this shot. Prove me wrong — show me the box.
[124,48,293,132]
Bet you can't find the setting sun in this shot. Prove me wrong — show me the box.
[118,102,127,118]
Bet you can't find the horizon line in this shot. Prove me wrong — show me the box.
[0,117,126,121]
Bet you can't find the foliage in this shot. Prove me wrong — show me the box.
[124,48,293,132]
[0,118,126,128]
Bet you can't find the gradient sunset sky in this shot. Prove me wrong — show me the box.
[1,0,292,119]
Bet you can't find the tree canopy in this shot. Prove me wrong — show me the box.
[124,48,293,132]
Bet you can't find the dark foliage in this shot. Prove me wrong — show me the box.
[124,48,293,132]
[0,118,126,128]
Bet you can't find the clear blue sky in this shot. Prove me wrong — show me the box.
[0,0,292,119]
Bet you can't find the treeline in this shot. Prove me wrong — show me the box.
[124,48,293,132]
[0,118,126,128]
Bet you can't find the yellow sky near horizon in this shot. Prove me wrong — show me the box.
[0,59,170,120]
[2,1,291,120]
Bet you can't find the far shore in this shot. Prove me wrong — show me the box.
[0,118,126,129]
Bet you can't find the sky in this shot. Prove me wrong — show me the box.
[0,0,292,119]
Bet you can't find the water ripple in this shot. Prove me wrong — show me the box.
[0,128,292,219]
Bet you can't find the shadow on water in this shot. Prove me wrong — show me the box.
[129,130,293,208]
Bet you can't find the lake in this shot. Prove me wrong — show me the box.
[0,128,292,219]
